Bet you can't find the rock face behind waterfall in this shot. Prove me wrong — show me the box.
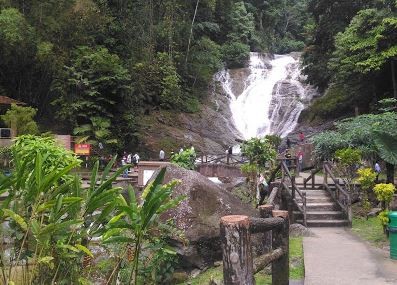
[157,164,259,270]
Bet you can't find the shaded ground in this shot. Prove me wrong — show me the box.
[304,228,397,285]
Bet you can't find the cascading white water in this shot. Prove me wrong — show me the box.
[216,52,316,139]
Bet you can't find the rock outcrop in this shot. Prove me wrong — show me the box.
[156,164,259,270]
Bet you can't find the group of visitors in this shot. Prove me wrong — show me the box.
[121,152,140,178]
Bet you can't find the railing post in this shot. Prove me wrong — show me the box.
[303,192,307,227]
[311,169,315,189]
[220,215,254,285]
[323,163,328,189]
[227,154,230,165]
[291,175,296,200]
[272,211,289,285]
[259,205,274,253]
[347,196,352,227]
[335,178,340,200]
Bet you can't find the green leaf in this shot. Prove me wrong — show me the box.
[3,209,27,231]
[75,244,94,257]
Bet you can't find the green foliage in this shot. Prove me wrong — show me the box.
[301,85,351,122]
[357,168,377,191]
[373,183,396,205]
[227,1,254,44]
[12,135,80,179]
[265,134,282,149]
[241,137,277,169]
[335,148,362,167]
[1,104,39,135]
[103,168,184,284]
[378,210,390,227]
[171,148,197,170]
[312,110,397,163]
[73,116,118,148]
[222,41,250,68]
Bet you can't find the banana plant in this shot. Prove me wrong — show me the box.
[103,168,184,285]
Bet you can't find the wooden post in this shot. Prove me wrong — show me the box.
[272,211,289,285]
[259,205,274,253]
[311,169,315,189]
[220,215,255,285]
[291,176,296,200]
[303,192,307,227]
[323,163,328,190]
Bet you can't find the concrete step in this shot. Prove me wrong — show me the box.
[303,202,341,211]
[294,211,345,220]
[296,219,350,227]
[296,196,334,203]
[301,190,330,196]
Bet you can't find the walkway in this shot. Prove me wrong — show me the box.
[304,228,397,285]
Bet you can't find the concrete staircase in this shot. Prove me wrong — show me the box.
[294,183,349,227]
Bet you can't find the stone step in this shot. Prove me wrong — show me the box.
[296,219,350,227]
[294,211,345,220]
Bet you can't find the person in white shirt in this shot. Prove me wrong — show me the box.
[159,149,165,161]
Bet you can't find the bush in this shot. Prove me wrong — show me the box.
[373,183,396,206]
[222,41,250,68]
[272,37,305,54]
[300,85,351,123]
[171,148,196,170]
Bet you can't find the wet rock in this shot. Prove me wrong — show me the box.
[289,223,315,237]
[155,164,260,270]
[191,269,201,278]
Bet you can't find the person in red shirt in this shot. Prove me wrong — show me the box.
[298,131,305,143]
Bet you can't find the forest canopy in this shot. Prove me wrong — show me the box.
[0,0,310,151]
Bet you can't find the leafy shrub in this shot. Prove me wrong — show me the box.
[222,41,250,68]
[272,37,305,54]
[357,168,377,191]
[373,183,396,205]
[241,137,277,169]
[300,85,351,122]
[335,148,362,166]
[1,104,39,135]
[171,148,197,170]
[378,210,390,227]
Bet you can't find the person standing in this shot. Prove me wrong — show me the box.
[297,149,304,174]
[159,149,165,161]
[286,137,291,149]
[132,153,140,171]
[299,132,305,143]
[121,155,128,178]
[374,161,381,182]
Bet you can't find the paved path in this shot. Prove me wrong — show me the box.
[304,228,397,285]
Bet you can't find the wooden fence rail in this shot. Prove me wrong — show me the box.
[220,208,289,285]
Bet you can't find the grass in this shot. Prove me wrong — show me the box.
[352,216,388,248]
[181,237,304,284]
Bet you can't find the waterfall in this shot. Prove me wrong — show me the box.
[216,52,316,139]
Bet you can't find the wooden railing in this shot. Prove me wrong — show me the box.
[197,154,247,165]
[303,167,322,189]
[280,160,307,226]
[323,161,352,227]
[220,208,289,285]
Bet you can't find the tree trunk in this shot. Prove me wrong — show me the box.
[221,215,255,285]
[386,162,395,184]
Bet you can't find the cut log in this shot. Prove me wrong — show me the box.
[220,215,255,285]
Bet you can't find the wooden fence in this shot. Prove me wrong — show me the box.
[220,207,289,285]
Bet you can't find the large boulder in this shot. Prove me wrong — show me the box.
[155,164,259,270]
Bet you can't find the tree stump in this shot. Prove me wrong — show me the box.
[220,215,255,285]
